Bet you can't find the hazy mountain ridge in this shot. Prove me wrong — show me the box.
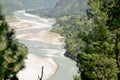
[0,0,58,15]
[52,0,88,17]
[20,0,58,9]
[0,0,23,15]
[0,0,88,17]
[26,0,88,17]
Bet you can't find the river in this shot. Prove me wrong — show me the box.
[14,10,78,80]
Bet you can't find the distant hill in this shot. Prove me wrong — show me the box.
[0,0,88,17]
[0,0,22,15]
[0,0,58,15]
[20,0,58,9]
[52,0,88,17]
[28,0,89,17]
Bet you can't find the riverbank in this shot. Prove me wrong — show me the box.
[8,15,51,31]
[17,54,58,80]
[9,11,78,80]
[8,11,60,80]
[8,12,65,46]
[16,31,65,46]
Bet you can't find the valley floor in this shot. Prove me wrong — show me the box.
[8,13,63,80]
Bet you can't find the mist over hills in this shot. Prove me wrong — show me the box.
[20,0,58,9]
[0,0,22,15]
[0,0,58,15]
[52,0,88,17]
[0,0,88,17]
[26,0,88,17]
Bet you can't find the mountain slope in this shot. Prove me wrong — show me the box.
[0,0,88,18]
[52,0,88,17]
[0,0,58,15]
[21,0,58,9]
[0,0,22,15]
[25,0,88,18]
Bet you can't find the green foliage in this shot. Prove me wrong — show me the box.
[77,54,118,80]
[105,1,120,79]
[78,0,120,80]
[77,22,117,80]
[81,24,115,56]
[52,0,120,80]
[52,15,91,58]
[73,76,81,80]
[0,7,28,79]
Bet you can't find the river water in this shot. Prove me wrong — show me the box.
[14,11,78,80]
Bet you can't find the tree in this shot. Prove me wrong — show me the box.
[77,53,118,80]
[77,0,119,80]
[77,22,118,80]
[106,0,120,80]
[0,6,28,79]
[88,0,120,79]
[73,76,81,80]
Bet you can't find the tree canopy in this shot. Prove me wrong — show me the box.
[52,0,120,80]
[0,6,28,80]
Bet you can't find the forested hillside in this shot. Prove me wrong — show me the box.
[31,0,88,17]
[0,7,28,80]
[52,15,91,58]
[52,0,120,80]
[1,0,120,80]
[51,0,88,17]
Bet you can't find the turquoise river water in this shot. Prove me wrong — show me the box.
[14,11,78,80]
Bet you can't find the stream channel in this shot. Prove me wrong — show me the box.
[14,11,78,80]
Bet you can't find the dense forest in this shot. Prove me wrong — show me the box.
[0,7,28,80]
[52,0,120,80]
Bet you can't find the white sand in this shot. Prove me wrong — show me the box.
[23,12,55,23]
[17,54,58,80]
[9,18,51,31]
[8,11,64,80]
[17,31,65,45]
[8,11,53,31]
[16,10,55,22]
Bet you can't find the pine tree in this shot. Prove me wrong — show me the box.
[0,6,28,80]
[106,0,120,80]
[77,0,119,80]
